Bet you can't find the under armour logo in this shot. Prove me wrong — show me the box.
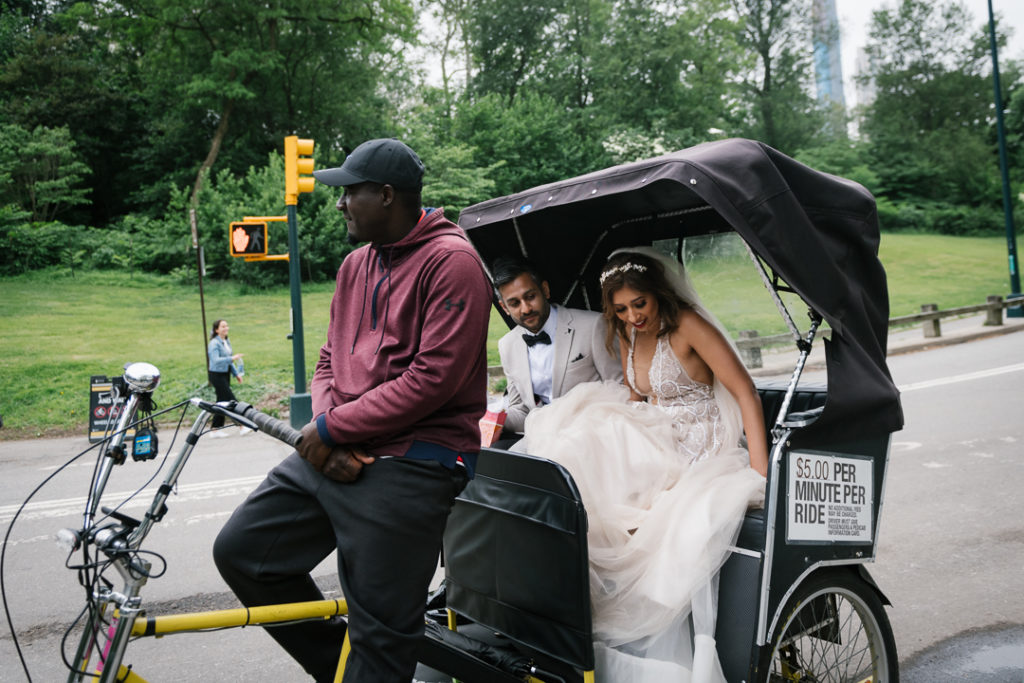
[444,298,465,311]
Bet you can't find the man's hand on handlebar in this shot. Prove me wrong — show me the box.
[298,422,374,482]
[321,447,374,482]
[297,422,331,470]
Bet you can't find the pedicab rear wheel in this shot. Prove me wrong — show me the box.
[758,569,898,683]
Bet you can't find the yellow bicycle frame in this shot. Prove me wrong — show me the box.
[72,599,352,682]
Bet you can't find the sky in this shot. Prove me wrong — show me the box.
[836,0,1024,108]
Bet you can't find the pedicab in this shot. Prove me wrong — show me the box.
[413,137,902,683]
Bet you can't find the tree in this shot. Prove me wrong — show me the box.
[421,0,474,121]
[859,0,1000,206]
[446,0,745,156]
[449,92,609,197]
[0,123,90,222]
[794,140,881,195]
[586,0,739,141]
[0,12,148,225]
[418,142,504,220]
[465,0,564,105]
[1003,61,1024,192]
[81,0,417,215]
[730,0,826,153]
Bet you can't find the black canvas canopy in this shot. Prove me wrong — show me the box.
[459,138,903,442]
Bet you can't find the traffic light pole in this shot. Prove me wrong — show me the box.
[988,0,1022,317]
[286,203,312,427]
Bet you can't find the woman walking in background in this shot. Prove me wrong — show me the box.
[207,319,247,436]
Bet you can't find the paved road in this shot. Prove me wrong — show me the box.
[798,328,1024,681]
[0,425,327,681]
[874,332,1024,682]
[1,324,1022,681]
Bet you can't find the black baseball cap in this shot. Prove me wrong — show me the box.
[313,138,425,190]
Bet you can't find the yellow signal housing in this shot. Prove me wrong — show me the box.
[284,135,315,205]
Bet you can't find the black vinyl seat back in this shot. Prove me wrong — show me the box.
[444,447,595,671]
[756,380,829,435]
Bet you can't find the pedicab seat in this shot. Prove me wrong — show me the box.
[443,447,595,673]
[755,381,828,435]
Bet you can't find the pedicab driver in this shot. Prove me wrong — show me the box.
[213,138,492,683]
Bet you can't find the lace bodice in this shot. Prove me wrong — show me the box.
[627,330,724,461]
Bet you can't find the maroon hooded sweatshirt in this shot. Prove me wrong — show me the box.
[311,208,491,461]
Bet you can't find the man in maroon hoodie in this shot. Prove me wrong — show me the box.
[214,139,492,682]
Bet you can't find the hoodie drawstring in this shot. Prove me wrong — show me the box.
[352,246,394,355]
[374,247,394,354]
[350,253,373,354]
[350,210,430,355]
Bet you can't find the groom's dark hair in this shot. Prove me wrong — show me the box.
[491,255,548,293]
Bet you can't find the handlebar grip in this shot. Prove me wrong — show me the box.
[236,403,303,448]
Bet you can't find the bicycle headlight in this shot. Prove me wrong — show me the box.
[124,362,161,393]
[55,528,82,553]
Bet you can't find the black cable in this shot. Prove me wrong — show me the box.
[121,549,168,580]
[1,439,107,682]
[102,404,185,533]
[93,403,189,530]
[60,553,115,677]
[1,399,189,682]
[59,602,96,676]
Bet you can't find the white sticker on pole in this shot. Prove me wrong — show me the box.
[787,451,873,543]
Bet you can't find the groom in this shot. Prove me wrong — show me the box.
[493,255,621,435]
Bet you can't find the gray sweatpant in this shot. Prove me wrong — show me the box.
[213,452,467,682]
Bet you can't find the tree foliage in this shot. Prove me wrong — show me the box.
[80,0,417,212]
[730,0,827,151]
[0,0,1020,282]
[858,0,1014,233]
[0,124,91,222]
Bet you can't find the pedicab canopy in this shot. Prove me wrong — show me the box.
[459,138,903,443]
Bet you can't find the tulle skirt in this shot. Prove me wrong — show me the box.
[513,381,765,682]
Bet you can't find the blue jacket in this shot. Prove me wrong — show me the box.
[207,336,237,376]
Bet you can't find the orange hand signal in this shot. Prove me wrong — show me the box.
[232,226,251,253]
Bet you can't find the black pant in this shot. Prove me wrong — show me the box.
[208,370,236,427]
[213,453,468,683]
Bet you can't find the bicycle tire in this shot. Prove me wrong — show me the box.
[757,568,899,683]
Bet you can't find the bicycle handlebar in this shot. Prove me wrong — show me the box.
[39,379,307,683]
[221,400,303,448]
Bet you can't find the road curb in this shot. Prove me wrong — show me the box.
[886,322,1024,357]
[747,320,1024,379]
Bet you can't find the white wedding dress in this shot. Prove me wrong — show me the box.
[513,250,765,682]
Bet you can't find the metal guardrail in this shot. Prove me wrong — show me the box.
[734,294,1023,368]
[889,295,1021,336]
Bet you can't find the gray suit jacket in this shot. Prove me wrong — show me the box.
[498,307,622,434]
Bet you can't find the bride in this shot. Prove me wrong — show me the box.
[513,247,767,682]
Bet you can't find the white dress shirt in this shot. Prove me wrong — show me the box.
[527,305,559,405]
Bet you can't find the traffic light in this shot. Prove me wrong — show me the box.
[229,221,268,257]
[284,135,315,205]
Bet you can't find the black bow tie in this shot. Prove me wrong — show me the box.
[522,331,552,347]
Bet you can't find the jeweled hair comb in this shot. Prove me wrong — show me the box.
[599,262,647,285]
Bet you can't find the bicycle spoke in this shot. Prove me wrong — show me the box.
[769,584,892,683]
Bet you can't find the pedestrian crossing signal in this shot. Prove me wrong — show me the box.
[230,222,267,257]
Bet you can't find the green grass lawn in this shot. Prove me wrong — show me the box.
[0,231,1017,439]
[688,232,1017,337]
[878,233,1017,316]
